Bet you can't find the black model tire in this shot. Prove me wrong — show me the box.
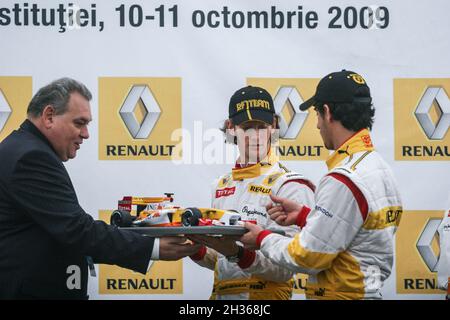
[181,207,202,227]
[110,209,134,227]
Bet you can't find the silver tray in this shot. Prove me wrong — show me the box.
[119,226,247,236]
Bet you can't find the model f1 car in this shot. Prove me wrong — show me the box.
[110,193,242,228]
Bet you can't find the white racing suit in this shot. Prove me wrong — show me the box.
[191,153,315,300]
[437,207,450,297]
[258,129,403,299]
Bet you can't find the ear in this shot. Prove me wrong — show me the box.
[270,127,279,145]
[225,119,236,144]
[41,105,56,129]
[323,104,333,123]
[225,119,235,135]
[225,119,234,130]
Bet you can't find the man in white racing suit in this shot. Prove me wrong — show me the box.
[241,70,403,300]
[189,86,315,299]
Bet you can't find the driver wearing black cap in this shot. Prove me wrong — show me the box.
[188,85,315,300]
[241,71,403,300]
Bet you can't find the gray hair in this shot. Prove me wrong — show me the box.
[27,77,92,118]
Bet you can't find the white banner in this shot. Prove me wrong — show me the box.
[0,0,449,300]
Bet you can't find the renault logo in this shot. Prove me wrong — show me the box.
[0,89,12,133]
[414,87,450,140]
[416,218,442,272]
[119,85,161,139]
[273,86,308,139]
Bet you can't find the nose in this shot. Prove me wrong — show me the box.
[80,126,89,139]
[246,130,260,144]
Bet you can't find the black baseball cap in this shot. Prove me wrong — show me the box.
[229,86,275,125]
[299,70,372,111]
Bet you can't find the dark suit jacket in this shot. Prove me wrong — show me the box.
[0,120,155,299]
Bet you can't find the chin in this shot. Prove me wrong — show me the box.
[246,156,258,164]
[67,152,77,160]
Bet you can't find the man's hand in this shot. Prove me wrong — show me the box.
[187,235,241,257]
[240,222,264,251]
[158,236,202,261]
[266,194,302,226]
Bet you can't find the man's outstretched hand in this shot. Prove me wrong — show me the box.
[186,234,241,257]
[266,194,302,226]
[158,236,202,261]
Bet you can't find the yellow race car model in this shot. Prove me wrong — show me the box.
[110,193,242,228]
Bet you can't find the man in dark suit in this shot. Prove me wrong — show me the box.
[0,78,200,299]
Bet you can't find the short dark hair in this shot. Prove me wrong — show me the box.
[315,87,375,131]
[27,78,92,118]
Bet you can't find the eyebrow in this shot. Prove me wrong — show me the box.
[241,123,269,129]
[74,117,92,124]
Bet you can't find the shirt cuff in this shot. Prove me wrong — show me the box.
[237,249,256,269]
[296,205,312,228]
[150,238,160,260]
[256,230,273,249]
[190,246,207,261]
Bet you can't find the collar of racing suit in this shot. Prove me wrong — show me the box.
[231,150,278,180]
[326,128,375,170]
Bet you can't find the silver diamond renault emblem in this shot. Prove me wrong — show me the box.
[0,89,12,133]
[414,87,450,140]
[273,86,308,139]
[416,218,442,272]
[119,85,161,139]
